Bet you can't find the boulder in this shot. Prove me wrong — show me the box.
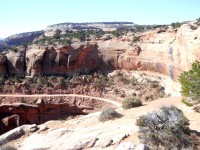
[0,124,37,145]
[193,104,200,113]
[36,98,44,105]
[1,115,19,133]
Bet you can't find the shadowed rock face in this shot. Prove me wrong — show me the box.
[0,23,200,80]
[5,31,44,46]
[0,55,7,75]
[5,46,27,76]
[0,97,112,135]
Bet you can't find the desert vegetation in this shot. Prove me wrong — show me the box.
[98,107,122,122]
[0,73,109,95]
[122,97,142,109]
[171,22,184,29]
[30,23,171,46]
[110,72,167,101]
[33,30,126,45]
[0,71,167,102]
[0,145,17,150]
[179,60,200,106]
[136,105,198,149]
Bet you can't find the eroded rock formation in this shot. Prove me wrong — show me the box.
[0,96,112,135]
[0,22,200,80]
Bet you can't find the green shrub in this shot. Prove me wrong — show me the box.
[136,105,193,149]
[120,93,126,98]
[149,80,159,88]
[1,145,17,150]
[196,17,200,22]
[98,107,122,122]
[8,47,18,52]
[132,92,137,97]
[0,75,5,84]
[171,22,183,29]
[119,76,130,85]
[122,97,142,109]
[132,36,140,42]
[158,85,165,91]
[179,60,200,104]
[181,98,194,107]
[113,88,119,94]
[130,77,137,86]
[190,25,198,30]
[144,95,153,101]
[115,72,123,77]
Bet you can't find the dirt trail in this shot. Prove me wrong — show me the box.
[0,94,121,107]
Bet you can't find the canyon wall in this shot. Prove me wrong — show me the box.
[5,31,44,46]
[0,96,111,134]
[0,23,200,80]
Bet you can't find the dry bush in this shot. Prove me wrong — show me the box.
[98,107,122,122]
[136,105,194,149]
[122,97,142,109]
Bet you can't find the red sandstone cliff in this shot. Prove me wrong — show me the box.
[0,21,200,80]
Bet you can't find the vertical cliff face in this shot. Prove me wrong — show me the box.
[137,23,200,80]
[0,55,7,75]
[26,47,46,76]
[5,31,44,46]
[25,44,102,76]
[5,46,26,76]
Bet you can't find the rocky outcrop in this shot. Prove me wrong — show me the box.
[25,46,45,76]
[26,44,101,76]
[1,97,200,149]
[0,55,7,75]
[0,39,8,51]
[5,31,43,45]
[0,96,112,135]
[5,46,26,76]
[0,124,37,146]
[136,23,200,80]
[45,22,135,32]
[18,115,136,150]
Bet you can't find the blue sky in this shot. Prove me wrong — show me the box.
[0,0,199,38]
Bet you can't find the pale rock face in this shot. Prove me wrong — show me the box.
[5,31,43,45]
[0,124,37,145]
[137,24,200,80]
[115,142,136,150]
[134,144,150,150]
[45,22,135,33]
[26,44,101,76]
[5,46,26,76]
[19,121,136,150]
[26,46,46,76]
